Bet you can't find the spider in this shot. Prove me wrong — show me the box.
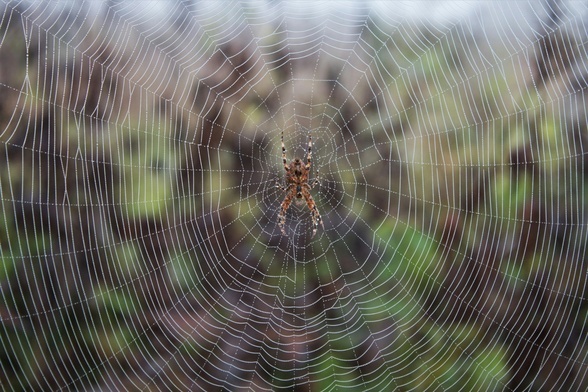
[276,130,323,237]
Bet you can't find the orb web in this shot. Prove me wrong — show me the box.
[1,1,587,391]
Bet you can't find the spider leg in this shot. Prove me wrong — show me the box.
[281,130,288,171]
[310,167,320,189]
[306,131,312,169]
[278,189,294,235]
[275,177,287,191]
[302,187,323,237]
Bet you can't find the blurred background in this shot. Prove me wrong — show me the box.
[1,0,588,390]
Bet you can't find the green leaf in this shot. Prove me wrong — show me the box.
[93,284,138,317]
[375,220,442,298]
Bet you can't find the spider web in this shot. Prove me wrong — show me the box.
[1,0,588,390]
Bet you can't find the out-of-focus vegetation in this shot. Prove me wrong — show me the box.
[1,1,588,391]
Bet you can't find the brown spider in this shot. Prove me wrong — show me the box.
[276,131,323,237]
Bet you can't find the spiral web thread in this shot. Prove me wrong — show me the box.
[1,1,588,390]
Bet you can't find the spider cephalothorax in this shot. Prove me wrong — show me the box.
[276,131,323,237]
